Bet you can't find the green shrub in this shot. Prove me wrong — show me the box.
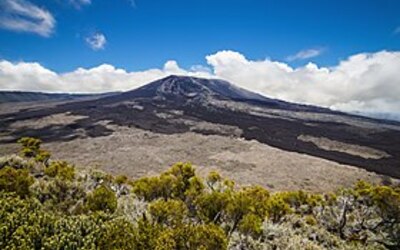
[132,162,200,202]
[87,185,118,213]
[90,169,114,185]
[35,150,51,163]
[238,213,263,237]
[115,174,128,185]
[206,170,223,189]
[172,223,228,250]
[154,223,228,250]
[18,137,42,157]
[195,190,230,223]
[266,194,292,223]
[0,193,53,249]
[0,155,33,170]
[17,137,51,163]
[131,176,169,201]
[148,199,188,226]
[95,217,137,249]
[34,178,86,214]
[44,161,75,181]
[0,166,34,197]
[133,218,163,249]
[164,162,196,199]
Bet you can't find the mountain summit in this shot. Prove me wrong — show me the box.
[127,75,270,102]
[110,75,326,112]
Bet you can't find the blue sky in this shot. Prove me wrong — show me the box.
[1,0,400,120]
[1,0,399,72]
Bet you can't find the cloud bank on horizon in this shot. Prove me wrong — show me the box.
[1,50,399,120]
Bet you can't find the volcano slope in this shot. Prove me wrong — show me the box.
[0,75,399,191]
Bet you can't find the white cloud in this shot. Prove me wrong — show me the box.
[0,50,399,120]
[394,26,400,34]
[68,0,91,8]
[286,48,324,61]
[0,60,211,93]
[163,60,185,74]
[190,65,212,74]
[85,32,107,50]
[0,0,55,37]
[206,50,400,119]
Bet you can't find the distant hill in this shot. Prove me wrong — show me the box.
[0,91,117,103]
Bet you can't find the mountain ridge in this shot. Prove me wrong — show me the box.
[0,90,118,103]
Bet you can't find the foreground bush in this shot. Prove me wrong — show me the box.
[87,185,118,213]
[0,166,34,197]
[0,137,399,249]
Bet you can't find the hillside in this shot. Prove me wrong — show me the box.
[1,138,399,249]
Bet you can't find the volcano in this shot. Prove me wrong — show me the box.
[1,75,400,182]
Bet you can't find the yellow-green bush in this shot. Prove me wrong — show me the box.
[195,190,230,223]
[238,213,263,237]
[87,185,118,213]
[0,166,34,197]
[34,178,86,214]
[266,194,292,223]
[95,217,137,249]
[155,223,228,250]
[131,175,170,201]
[149,199,188,226]
[44,160,75,181]
[17,137,51,163]
[183,223,228,249]
[115,174,129,185]
[132,162,202,202]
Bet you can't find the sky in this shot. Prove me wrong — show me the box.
[0,0,400,119]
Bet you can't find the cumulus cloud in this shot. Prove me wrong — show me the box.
[206,50,400,119]
[0,0,55,37]
[85,32,107,50]
[0,50,399,120]
[0,59,211,93]
[286,48,324,61]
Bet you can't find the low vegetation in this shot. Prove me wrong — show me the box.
[0,137,399,249]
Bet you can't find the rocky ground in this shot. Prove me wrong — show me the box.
[0,116,392,192]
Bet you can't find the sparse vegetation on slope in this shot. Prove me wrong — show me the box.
[0,137,399,249]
